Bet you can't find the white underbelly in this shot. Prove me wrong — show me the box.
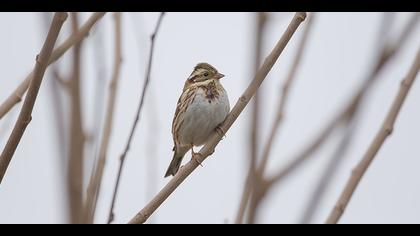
[178,89,229,146]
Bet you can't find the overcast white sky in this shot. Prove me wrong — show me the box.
[0,12,419,224]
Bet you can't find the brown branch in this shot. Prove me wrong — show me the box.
[83,12,123,224]
[326,48,420,224]
[250,11,267,190]
[41,12,70,219]
[107,12,165,224]
[67,12,86,224]
[235,13,315,224]
[89,19,108,165]
[128,12,307,224]
[0,12,68,184]
[0,12,106,120]
[235,12,268,224]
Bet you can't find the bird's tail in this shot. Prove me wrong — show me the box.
[164,147,188,178]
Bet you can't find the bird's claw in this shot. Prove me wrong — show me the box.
[190,146,203,167]
[192,152,203,167]
[215,125,226,138]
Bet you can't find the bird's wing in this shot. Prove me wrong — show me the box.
[172,87,196,147]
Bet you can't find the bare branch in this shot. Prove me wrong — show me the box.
[66,12,86,224]
[0,12,106,120]
[0,12,68,184]
[107,12,165,224]
[235,12,268,224]
[83,12,123,224]
[326,48,420,224]
[128,12,307,224]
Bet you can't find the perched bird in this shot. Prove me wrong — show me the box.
[164,63,230,177]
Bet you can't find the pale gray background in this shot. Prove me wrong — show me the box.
[0,12,419,224]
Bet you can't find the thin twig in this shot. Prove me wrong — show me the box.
[67,13,86,224]
[83,12,122,224]
[298,12,395,224]
[41,11,70,221]
[89,18,108,171]
[250,11,267,195]
[235,12,268,224]
[0,12,106,120]
[326,48,420,224]
[128,12,307,224]
[0,12,68,184]
[107,12,165,224]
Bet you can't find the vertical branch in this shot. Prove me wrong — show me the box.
[41,12,70,220]
[250,11,267,186]
[245,13,315,224]
[89,21,108,167]
[236,12,267,224]
[128,12,307,224]
[67,12,85,224]
[83,12,122,224]
[0,12,68,184]
[0,12,106,120]
[107,12,165,224]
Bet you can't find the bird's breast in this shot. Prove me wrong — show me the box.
[178,85,230,146]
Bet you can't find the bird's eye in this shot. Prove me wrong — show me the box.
[204,72,209,77]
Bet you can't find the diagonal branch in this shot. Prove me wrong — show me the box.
[83,12,123,224]
[326,47,420,224]
[0,12,68,184]
[107,12,165,224]
[0,12,106,120]
[128,12,307,224]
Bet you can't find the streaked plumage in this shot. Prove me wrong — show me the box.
[164,63,230,177]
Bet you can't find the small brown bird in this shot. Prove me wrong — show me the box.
[164,63,230,177]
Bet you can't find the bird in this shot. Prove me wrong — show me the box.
[164,62,230,177]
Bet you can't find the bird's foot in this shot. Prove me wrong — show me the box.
[191,146,203,167]
[215,125,226,138]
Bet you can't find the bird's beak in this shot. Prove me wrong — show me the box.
[216,73,225,79]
